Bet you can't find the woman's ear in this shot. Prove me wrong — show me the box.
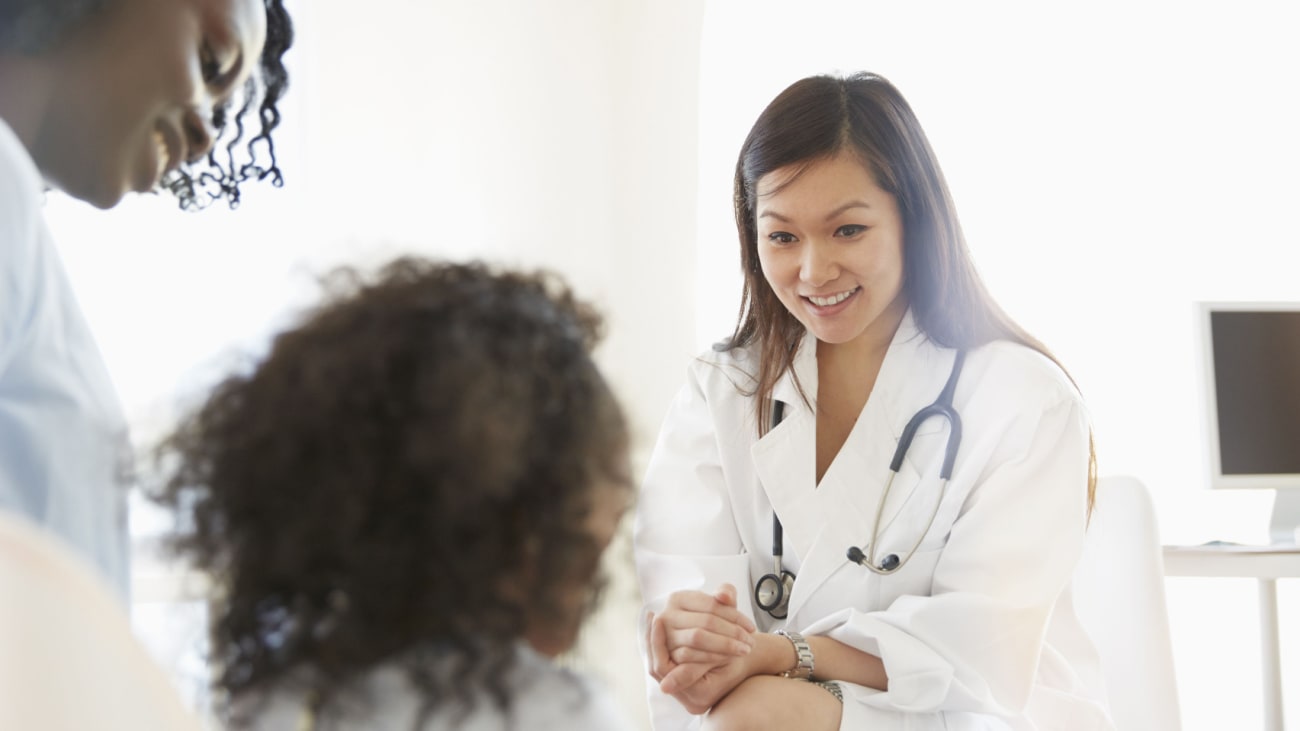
[495,532,542,606]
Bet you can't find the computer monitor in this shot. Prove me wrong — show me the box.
[1199,302,1300,544]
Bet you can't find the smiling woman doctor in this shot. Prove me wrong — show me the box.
[634,73,1115,731]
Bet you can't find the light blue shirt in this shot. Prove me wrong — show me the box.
[0,117,130,598]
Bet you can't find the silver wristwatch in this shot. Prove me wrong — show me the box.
[774,629,814,680]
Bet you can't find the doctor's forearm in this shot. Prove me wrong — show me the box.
[758,633,888,690]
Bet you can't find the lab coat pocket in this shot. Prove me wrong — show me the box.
[875,427,955,551]
[876,545,943,609]
[874,458,953,557]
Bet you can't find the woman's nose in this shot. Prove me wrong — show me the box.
[799,241,839,286]
[181,107,216,163]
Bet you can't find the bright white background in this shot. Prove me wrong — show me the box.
[38,0,1299,728]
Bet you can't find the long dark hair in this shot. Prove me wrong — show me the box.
[0,0,294,210]
[727,72,1095,508]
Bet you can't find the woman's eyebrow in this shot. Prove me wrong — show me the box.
[823,200,872,221]
[758,200,873,224]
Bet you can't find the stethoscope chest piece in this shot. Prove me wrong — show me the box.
[754,560,795,619]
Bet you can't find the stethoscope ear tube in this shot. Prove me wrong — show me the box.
[855,350,967,575]
[936,350,965,480]
[771,507,784,557]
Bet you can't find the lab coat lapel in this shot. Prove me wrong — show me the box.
[751,333,820,565]
[849,314,954,541]
[773,312,953,623]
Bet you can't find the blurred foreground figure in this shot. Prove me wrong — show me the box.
[0,0,294,595]
[153,258,636,730]
[0,512,204,730]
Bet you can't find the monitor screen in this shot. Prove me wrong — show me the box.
[1201,304,1300,489]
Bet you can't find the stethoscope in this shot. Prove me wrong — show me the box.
[754,350,966,620]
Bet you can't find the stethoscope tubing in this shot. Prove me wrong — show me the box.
[757,350,967,617]
[863,350,965,574]
[754,401,795,617]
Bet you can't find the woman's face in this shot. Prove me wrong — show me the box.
[33,0,267,208]
[755,149,908,353]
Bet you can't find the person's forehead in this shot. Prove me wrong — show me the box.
[757,154,882,206]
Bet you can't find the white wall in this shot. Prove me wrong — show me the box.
[41,0,1300,729]
[51,0,704,454]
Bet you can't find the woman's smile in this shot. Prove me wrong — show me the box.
[804,286,862,313]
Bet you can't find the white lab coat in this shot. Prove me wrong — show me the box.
[634,312,1115,730]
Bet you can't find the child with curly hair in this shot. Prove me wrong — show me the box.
[152,257,636,730]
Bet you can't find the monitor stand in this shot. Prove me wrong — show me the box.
[1269,489,1300,545]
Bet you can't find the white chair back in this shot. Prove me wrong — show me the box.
[1073,475,1182,731]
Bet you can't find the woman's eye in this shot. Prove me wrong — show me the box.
[767,232,796,245]
[199,43,221,82]
[199,42,235,85]
[836,224,866,238]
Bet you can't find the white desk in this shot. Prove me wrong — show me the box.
[1163,544,1300,731]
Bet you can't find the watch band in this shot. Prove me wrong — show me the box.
[774,629,814,680]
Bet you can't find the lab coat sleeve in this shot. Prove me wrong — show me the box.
[802,393,1090,717]
[633,362,753,729]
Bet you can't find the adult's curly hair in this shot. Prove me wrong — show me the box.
[166,0,294,210]
[0,0,294,210]
[151,258,631,728]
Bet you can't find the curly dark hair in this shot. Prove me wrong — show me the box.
[151,258,631,728]
[0,0,294,210]
[166,0,294,210]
